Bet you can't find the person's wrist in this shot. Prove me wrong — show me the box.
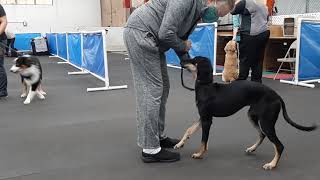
[183,41,188,52]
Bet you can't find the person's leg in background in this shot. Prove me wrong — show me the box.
[10,38,15,50]
[5,38,10,55]
[0,43,7,97]
[237,34,251,80]
[250,30,270,83]
[123,28,180,162]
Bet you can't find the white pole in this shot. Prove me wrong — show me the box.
[213,22,218,75]
[102,30,110,87]
[55,33,59,56]
[81,32,84,70]
[280,80,315,88]
[66,33,70,62]
[294,18,303,84]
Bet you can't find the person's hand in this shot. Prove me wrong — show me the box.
[184,40,192,52]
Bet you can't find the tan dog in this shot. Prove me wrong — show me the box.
[222,40,239,83]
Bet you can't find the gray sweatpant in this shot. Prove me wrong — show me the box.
[0,44,7,97]
[124,28,169,149]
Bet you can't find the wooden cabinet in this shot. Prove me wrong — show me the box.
[100,0,130,27]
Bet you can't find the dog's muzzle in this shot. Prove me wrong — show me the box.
[10,65,20,73]
[181,59,197,78]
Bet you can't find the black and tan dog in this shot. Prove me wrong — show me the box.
[176,56,317,170]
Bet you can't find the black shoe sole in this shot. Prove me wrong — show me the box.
[141,156,180,163]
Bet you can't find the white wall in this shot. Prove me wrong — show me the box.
[3,0,101,33]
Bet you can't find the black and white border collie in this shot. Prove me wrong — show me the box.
[10,55,46,104]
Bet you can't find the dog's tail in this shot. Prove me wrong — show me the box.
[280,98,317,131]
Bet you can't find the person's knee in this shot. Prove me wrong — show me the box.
[150,86,164,100]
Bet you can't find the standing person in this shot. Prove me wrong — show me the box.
[5,29,15,56]
[124,0,235,163]
[0,4,8,98]
[231,0,270,83]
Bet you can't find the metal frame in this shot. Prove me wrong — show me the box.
[280,18,320,88]
[85,30,128,92]
[55,32,69,64]
[48,30,127,92]
[48,33,59,58]
[66,32,88,75]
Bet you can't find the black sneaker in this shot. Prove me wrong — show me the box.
[0,93,8,98]
[141,149,180,163]
[160,137,180,148]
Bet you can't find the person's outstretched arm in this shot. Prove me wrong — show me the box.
[158,0,194,53]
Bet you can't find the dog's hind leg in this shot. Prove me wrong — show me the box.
[174,120,201,149]
[37,84,47,95]
[192,118,212,159]
[261,125,284,170]
[260,105,284,170]
[246,109,266,153]
[36,90,45,100]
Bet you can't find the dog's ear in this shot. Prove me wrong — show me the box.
[22,57,32,67]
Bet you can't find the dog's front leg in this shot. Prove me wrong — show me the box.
[174,120,201,149]
[24,89,36,105]
[192,118,212,159]
[21,81,28,98]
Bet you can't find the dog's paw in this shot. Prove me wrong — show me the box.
[174,143,184,150]
[191,153,203,159]
[23,100,31,105]
[39,95,45,100]
[21,93,27,98]
[40,91,47,95]
[222,75,226,82]
[245,147,256,154]
[263,163,276,170]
